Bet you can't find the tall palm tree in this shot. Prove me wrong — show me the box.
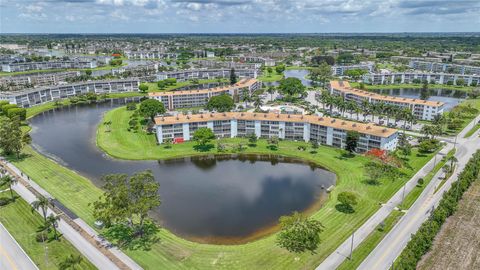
[31,195,52,223]
[320,91,330,111]
[59,254,83,270]
[448,156,458,169]
[46,214,60,240]
[0,175,17,201]
[267,86,275,102]
[361,99,370,121]
[335,96,346,117]
[253,95,263,111]
[241,91,252,108]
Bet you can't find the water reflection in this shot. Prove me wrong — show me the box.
[29,101,336,242]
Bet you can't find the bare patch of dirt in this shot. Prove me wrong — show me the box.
[418,180,480,270]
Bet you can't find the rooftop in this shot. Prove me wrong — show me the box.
[148,78,258,97]
[154,111,398,138]
[330,81,444,107]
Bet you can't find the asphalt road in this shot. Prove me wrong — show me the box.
[0,222,38,270]
[357,115,480,270]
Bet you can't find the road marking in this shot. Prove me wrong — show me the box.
[0,243,19,270]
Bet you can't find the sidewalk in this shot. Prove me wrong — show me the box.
[0,222,38,270]
[1,159,143,270]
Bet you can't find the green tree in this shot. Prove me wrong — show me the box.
[31,195,52,223]
[247,133,257,145]
[310,62,332,88]
[138,83,149,93]
[85,69,92,76]
[345,131,359,153]
[420,81,430,100]
[192,127,215,147]
[139,99,166,122]
[278,77,306,99]
[230,68,237,85]
[206,94,234,112]
[275,65,285,74]
[46,214,60,240]
[277,212,324,254]
[0,175,17,201]
[267,86,276,102]
[59,254,83,270]
[337,191,358,210]
[0,116,29,159]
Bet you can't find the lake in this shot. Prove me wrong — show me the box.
[29,101,336,243]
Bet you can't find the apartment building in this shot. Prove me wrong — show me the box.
[329,81,444,121]
[0,71,81,90]
[192,60,261,70]
[363,72,480,86]
[409,60,480,75]
[332,63,374,76]
[0,79,139,108]
[155,68,259,81]
[1,60,97,72]
[148,78,261,110]
[125,51,178,60]
[154,112,399,152]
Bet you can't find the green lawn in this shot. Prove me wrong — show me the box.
[464,124,480,138]
[0,191,96,270]
[42,105,436,269]
[258,71,284,82]
[336,210,404,270]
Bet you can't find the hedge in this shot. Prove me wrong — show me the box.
[395,150,480,269]
[7,107,27,120]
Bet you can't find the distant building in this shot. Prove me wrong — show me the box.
[149,78,261,110]
[409,60,480,75]
[155,68,259,81]
[332,63,373,76]
[0,79,139,108]
[154,112,398,152]
[0,71,81,90]
[362,72,480,86]
[329,81,444,121]
[1,60,97,73]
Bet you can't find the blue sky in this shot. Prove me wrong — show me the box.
[1,0,479,33]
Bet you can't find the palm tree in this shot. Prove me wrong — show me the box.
[0,175,17,201]
[267,86,275,102]
[46,214,60,240]
[31,195,52,223]
[59,254,83,270]
[447,156,458,169]
[253,95,263,111]
[335,96,346,117]
[361,99,370,121]
[320,91,330,111]
[241,91,252,108]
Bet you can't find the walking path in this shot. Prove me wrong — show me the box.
[0,222,38,270]
[0,159,143,270]
[316,115,480,270]
[358,115,480,270]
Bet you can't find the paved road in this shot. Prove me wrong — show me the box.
[0,222,38,270]
[358,115,480,270]
[316,114,480,270]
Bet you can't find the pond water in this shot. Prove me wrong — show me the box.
[371,88,466,111]
[29,101,336,243]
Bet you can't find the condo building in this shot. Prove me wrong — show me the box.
[329,81,445,121]
[332,63,374,76]
[148,78,261,110]
[154,112,399,152]
[409,60,480,75]
[0,71,81,90]
[362,72,480,86]
[0,79,139,108]
[1,60,97,73]
[155,68,259,81]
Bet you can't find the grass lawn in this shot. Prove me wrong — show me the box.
[464,124,480,138]
[0,191,96,270]
[258,71,284,82]
[285,66,316,71]
[349,82,476,92]
[444,98,480,136]
[336,210,405,270]
[32,105,433,269]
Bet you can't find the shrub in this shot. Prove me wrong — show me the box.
[36,231,49,242]
[126,102,137,111]
[7,108,26,120]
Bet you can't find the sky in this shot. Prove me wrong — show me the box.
[1,0,479,33]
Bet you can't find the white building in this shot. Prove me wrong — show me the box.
[149,78,261,110]
[155,68,259,81]
[409,60,480,75]
[1,61,97,73]
[362,72,480,86]
[1,79,139,108]
[154,112,399,152]
[332,63,374,76]
[330,81,445,121]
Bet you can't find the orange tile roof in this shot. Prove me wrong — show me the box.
[155,112,397,138]
[330,81,444,107]
[148,78,258,97]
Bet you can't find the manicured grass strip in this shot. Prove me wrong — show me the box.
[464,123,480,138]
[0,191,96,270]
[401,149,456,210]
[258,71,284,82]
[337,210,404,270]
